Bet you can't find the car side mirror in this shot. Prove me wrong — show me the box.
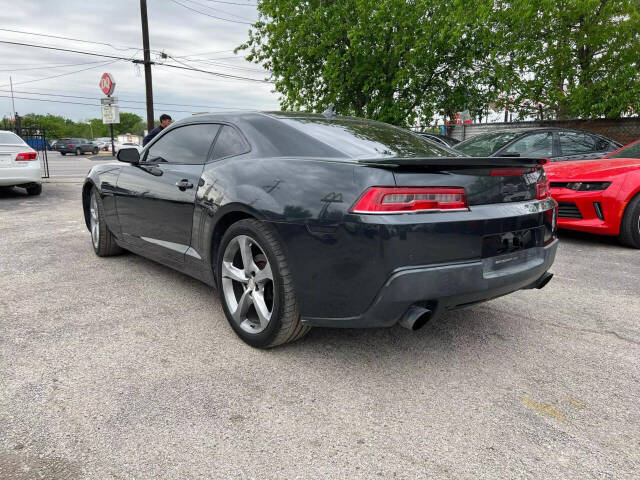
[117,147,140,164]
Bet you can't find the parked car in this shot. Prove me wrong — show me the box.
[92,140,108,150]
[0,130,42,195]
[94,137,112,151]
[454,128,621,161]
[83,112,558,348]
[56,138,99,156]
[416,132,460,148]
[114,142,141,153]
[546,138,640,248]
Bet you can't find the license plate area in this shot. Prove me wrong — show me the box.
[481,227,542,258]
[0,153,12,166]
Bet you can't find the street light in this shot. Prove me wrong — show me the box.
[86,121,94,140]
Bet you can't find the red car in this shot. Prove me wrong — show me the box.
[545,139,640,248]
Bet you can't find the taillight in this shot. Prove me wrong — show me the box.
[15,152,38,161]
[536,171,551,200]
[68,143,73,147]
[490,168,526,176]
[350,187,468,214]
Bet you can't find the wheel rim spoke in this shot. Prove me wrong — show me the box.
[254,263,272,284]
[221,261,248,284]
[253,290,271,328]
[237,235,255,275]
[233,288,253,323]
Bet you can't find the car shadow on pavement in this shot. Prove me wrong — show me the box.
[557,228,624,247]
[113,245,510,359]
[0,186,29,198]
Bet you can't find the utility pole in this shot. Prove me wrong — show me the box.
[9,76,16,118]
[140,0,154,131]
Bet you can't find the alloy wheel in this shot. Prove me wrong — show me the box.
[221,234,274,334]
[90,192,99,249]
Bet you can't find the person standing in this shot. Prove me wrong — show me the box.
[142,114,172,146]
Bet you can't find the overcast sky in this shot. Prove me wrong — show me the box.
[0,0,279,122]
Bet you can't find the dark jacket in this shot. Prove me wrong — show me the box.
[142,126,164,146]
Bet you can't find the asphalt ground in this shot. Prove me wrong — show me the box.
[42,151,116,180]
[0,182,638,479]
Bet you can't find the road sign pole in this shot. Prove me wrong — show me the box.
[9,75,16,118]
[110,122,115,157]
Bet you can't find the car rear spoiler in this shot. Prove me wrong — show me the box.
[357,156,547,169]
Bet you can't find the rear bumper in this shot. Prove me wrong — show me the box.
[301,239,558,328]
[0,163,42,186]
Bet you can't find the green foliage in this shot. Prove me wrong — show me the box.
[240,0,639,123]
[3,112,145,139]
[239,0,497,126]
[494,0,640,119]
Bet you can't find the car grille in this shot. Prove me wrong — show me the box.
[558,202,583,219]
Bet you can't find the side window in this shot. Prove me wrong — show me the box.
[594,136,611,152]
[503,132,553,158]
[146,124,220,164]
[559,131,596,156]
[212,125,248,160]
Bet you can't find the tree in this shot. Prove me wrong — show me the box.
[494,0,640,119]
[238,0,497,126]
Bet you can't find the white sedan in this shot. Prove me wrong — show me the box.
[115,142,142,153]
[0,131,42,195]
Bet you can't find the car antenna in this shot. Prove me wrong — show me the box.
[322,103,336,120]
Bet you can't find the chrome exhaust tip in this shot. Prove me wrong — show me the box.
[399,306,433,331]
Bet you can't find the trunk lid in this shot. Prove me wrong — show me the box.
[358,157,545,205]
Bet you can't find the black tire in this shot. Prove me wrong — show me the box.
[25,184,42,196]
[216,219,310,348]
[93,148,99,155]
[75,148,81,156]
[89,187,123,257]
[60,152,66,156]
[619,194,640,248]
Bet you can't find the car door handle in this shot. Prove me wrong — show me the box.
[176,179,194,190]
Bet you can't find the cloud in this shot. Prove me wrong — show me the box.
[0,0,278,122]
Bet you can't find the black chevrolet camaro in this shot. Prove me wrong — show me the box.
[83,112,558,347]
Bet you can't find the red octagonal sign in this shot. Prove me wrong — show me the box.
[99,72,115,96]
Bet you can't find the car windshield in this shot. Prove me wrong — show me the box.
[606,141,640,159]
[279,117,461,158]
[455,131,524,156]
[0,131,25,145]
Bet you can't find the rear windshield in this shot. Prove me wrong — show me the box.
[455,131,524,156]
[0,131,26,145]
[279,117,460,158]
[607,141,640,159]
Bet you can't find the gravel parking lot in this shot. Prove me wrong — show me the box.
[1,181,639,479]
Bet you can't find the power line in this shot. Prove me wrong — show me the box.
[0,60,108,73]
[158,56,270,83]
[0,28,153,53]
[0,60,121,88]
[181,0,256,21]
[167,0,253,24]
[0,94,238,114]
[201,0,258,5]
[0,40,136,61]
[0,40,272,84]
[165,54,266,73]
[171,49,235,59]
[0,88,257,111]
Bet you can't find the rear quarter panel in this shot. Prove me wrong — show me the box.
[192,156,395,291]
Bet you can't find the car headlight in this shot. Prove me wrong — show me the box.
[565,182,611,191]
